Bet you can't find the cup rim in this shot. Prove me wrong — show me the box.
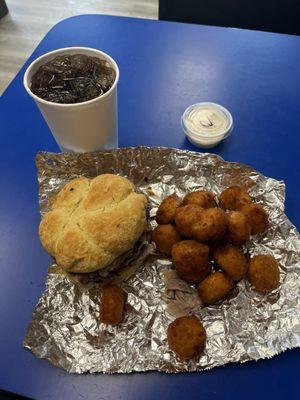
[23,46,120,108]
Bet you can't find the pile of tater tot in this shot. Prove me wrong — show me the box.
[152,186,280,360]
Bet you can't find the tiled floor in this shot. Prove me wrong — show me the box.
[0,0,158,94]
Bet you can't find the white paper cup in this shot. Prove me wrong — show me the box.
[24,47,119,152]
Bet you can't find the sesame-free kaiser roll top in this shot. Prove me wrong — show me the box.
[39,174,147,273]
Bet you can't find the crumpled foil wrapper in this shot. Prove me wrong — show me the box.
[24,147,300,373]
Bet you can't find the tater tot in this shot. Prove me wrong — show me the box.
[152,224,182,256]
[197,272,233,304]
[183,190,216,209]
[174,204,203,237]
[214,244,248,281]
[156,194,182,224]
[228,211,251,245]
[219,186,252,211]
[100,284,126,325]
[172,240,210,283]
[240,203,268,235]
[248,255,280,292]
[167,316,206,359]
[191,208,228,242]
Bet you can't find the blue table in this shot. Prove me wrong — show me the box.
[0,14,299,400]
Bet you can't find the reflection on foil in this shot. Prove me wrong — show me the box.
[24,147,300,373]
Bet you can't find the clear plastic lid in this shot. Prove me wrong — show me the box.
[181,102,233,148]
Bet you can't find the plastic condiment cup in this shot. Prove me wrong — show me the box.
[181,102,233,148]
[24,47,119,153]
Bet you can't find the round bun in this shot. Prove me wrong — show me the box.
[39,174,147,273]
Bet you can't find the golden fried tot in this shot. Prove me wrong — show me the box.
[214,245,248,281]
[172,240,210,283]
[174,204,203,237]
[191,208,228,242]
[219,186,252,211]
[183,190,216,209]
[167,316,206,359]
[100,284,126,325]
[152,224,182,256]
[248,255,280,292]
[197,272,233,305]
[156,194,181,224]
[240,203,268,235]
[228,211,251,245]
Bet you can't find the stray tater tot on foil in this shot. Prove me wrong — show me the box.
[240,203,268,235]
[155,194,182,224]
[167,316,206,360]
[183,190,217,209]
[174,204,203,237]
[214,244,248,281]
[248,254,280,292]
[219,186,252,211]
[152,224,182,256]
[198,271,233,305]
[100,284,126,325]
[191,208,228,242]
[172,240,211,283]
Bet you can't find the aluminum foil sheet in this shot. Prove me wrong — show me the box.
[24,147,300,373]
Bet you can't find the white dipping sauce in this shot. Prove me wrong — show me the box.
[182,103,233,148]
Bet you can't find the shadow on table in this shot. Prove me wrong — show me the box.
[159,0,300,36]
[0,390,31,400]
